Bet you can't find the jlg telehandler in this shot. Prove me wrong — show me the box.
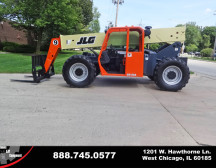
[31,26,189,91]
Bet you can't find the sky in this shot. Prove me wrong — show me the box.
[93,0,216,32]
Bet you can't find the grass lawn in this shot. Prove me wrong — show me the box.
[0,50,82,74]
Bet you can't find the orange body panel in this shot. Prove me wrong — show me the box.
[98,26,145,77]
[125,52,144,77]
[44,38,61,73]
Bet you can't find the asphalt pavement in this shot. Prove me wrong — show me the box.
[0,71,216,146]
[188,59,216,77]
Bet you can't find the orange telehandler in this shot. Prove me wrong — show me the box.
[31,26,189,91]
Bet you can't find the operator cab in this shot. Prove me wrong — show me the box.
[98,26,146,77]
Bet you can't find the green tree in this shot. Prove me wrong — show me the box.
[40,0,94,51]
[0,6,3,21]
[202,26,216,48]
[176,24,185,27]
[200,48,213,57]
[201,34,211,48]
[185,44,198,52]
[87,7,101,33]
[105,21,114,33]
[0,0,93,54]
[78,0,93,27]
[185,22,202,47]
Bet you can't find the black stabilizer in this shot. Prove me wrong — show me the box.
[32,55,55,83]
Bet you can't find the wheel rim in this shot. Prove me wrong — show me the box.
[162,66,182,85]
[69,63,88,82]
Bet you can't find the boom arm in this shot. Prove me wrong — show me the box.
[60,26,185,49]
[44,38,61,73]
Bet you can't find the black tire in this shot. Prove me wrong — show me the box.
[154,57,190,91]
[147,76,154,81]
[95,64,101,76]
[62,55,96,87]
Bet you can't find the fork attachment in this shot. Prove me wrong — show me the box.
[32,55,55,83]
[31,38,61,83]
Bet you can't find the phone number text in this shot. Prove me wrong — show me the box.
[53,152,116,159]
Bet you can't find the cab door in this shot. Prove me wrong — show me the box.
[125,28,144,77]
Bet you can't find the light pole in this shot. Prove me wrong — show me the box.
[112,0,124,27]
[213,11,216,58]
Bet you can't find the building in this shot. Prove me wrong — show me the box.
[0,21,28,44]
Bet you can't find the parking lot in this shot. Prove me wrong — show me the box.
[0,72,216,146]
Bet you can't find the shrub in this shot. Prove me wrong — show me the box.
[0,42,3,50]
[200,48,213,57]
[1,42,19,47]
[3,46,16,52]
[2,42,35,53]
[185,44,198,52]
[149,43,160,51]
[16,44,35,53]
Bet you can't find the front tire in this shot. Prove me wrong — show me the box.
[95,64,101,76]
[154,57,190,91]
[62,55,96,87]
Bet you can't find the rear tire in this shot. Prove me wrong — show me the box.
[62,55,96,87]
[147,76,154,81]
[154,57,190,91]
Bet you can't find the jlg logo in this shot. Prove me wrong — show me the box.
[77,36,96,45]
